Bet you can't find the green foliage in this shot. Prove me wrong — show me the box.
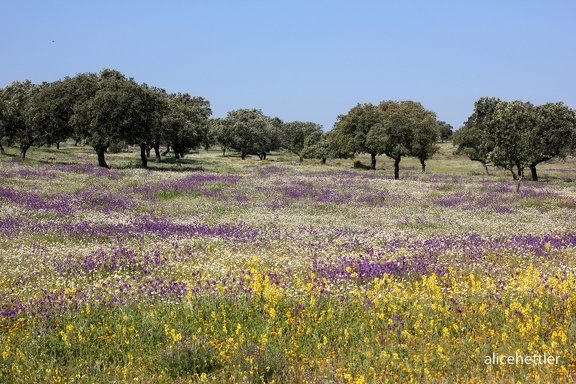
[454,97,503,176]
[161,93,211,163]
[0,69,212,168]
[333,100,439,176]
[25,80,75,149]
[301,130,346,163]
[108,140,128,153]
[60,72,100,145]
[333,102,381,158]
[212,117,232,156]
[280,120,323,161]
[70,69,138,167]
[218,109,278,160]
[3,67,574,181]
[526,102,576,180]
[368,100,439,177]
[459,97,576,181]
[0,80,38,158]
[486,100,534,177]
[408,107,441,172]
[438,121,453,142]
[453,124,491,174]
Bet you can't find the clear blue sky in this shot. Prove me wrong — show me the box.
[1,1,575,131]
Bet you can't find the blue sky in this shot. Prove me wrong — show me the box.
[1,1,575,131]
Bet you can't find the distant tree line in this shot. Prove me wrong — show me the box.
[3,69,574,181]
[0,69,212,168]
[0,69,329,168]
[454,97,576,181]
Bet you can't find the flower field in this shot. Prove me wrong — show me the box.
[1,146,576,383]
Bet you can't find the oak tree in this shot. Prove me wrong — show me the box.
[281,121,324,162]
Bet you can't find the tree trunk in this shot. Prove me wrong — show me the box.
[94,145,109,168]
[510,169,518,181]
[516,174,523,193]
[56,142,60,150]
[321,157,326,165]
[371,153,376,170]
[174,152,182,167]
[18,145,30,159]
[394,157,401,180]
[222,147,226,157]
[529,163,538,181]
[516,165,523,178]
[139,144,148,168]
[420,159,426,173]
[299,155,303,162]
[145,146,151,159]
[154,143,161,163]
[162,146,170,156]
[241,152,246,160]
[0,143,5,155]
[482,162,490,176]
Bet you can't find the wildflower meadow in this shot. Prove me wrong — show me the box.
[1,144,576,383]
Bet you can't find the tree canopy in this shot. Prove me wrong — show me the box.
[217,109,279,160]
[281,121,324,162]
[333,103,381,168]
[161,93,211,166]
[437,121,453,142]
[71,69,147,168]
[334,100,440,178]
[0,80,38,158]
[0,69,213,168]
[456,97,576,180]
